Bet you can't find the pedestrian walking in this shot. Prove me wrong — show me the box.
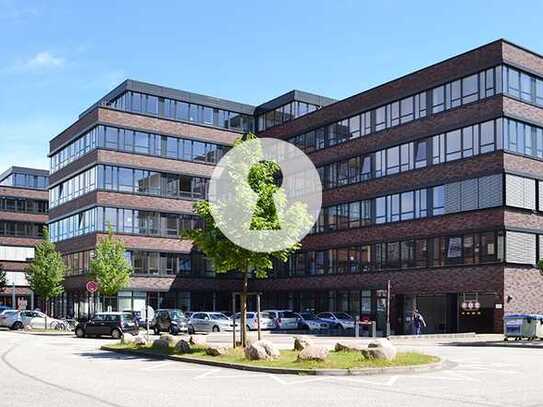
[412,309,426,336]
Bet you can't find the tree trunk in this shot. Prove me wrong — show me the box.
[240,270,249,347]
[44,299,48,331]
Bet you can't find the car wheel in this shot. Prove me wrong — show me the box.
[188,325,195,335]
[212,326,220,333]
[169,326,179,335]
[11,321,23,330]
[75,327,85,338]
[111,329,121,339]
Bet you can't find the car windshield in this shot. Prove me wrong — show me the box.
[335,313,353,320]
[169,311,185,319]
[211,313,229,320]
[281,312,298,318]
[300,313,317,320]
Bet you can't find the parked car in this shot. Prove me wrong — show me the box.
[1,310,66,330]
[74,312,138,339]
[184,311,194,319]
[122,310,144,326]
[188,312,233,333]
[151,309,187,335]
[0,305,13,314]
[263,310,299,330]
[234,312,275,330]
[316,312,355,331]
[0,310,18,328]
[296,312,330,331]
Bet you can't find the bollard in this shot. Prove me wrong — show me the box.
[371,321,377,338]
[355,316,360,337]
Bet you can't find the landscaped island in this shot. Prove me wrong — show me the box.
[102,334,439,373]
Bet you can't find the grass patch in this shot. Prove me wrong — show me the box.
[105,342,438,370]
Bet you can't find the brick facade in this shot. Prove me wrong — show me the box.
[48,39,543,332]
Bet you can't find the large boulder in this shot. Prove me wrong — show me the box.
[134,334,149,346]
[334,341,366,352]
[189,335,207,346]
[293,336,313,351]
[121,333,136,345]
[160,334,176,346]
[244,340,280,360]
[297,345,329,361]
[367,339,397,360]
[206,344,228,357]
[152,339,170,352]
[174,338,191,354]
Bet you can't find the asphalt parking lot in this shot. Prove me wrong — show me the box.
[1,330,542,407]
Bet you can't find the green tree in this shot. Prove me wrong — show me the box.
[25,227,65,328]
[185,133,313,347]
[0,263,6,293]
[90,228,133,305]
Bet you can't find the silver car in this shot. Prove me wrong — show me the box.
[0,310,19,329]
[234,312,275,330]
[188,312,233,333]
[263,310,299,330]
[0,310,64,330]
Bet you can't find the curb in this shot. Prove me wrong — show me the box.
[12,330,74,337]
[101,346,447,376]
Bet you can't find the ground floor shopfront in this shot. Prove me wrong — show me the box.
[57,287,502,334]
[57,264,543,334]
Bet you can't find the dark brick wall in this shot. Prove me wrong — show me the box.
[0,237,43,247]
[259,40,504,140]
[250,264,504,294]
[0,212,47,223]
[504,266,543,315]
[55,232,193,255]
[308,97,503,167]
[323,152,504,207]
[50,107,240,154]
[0,186,48,200]
[49,190,195,220]
[302,208,505,250]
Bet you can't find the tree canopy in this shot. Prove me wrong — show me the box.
[90,228,133,296]
[25,227,65,307]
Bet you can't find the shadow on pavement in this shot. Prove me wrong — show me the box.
[445,340,543,349]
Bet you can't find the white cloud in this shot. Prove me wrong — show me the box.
[24,51,65,70]
[0,51,66,75]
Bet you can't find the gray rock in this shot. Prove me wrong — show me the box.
[293,336,313,351]
[160,334,176,346]
[244,340,280,360]
[134,335,149,346]
[334,341,366,352]
[174,339,191,354]
[297,345,329,361]
[189,335,207,346]
[205,344,228,357]
[121,333,135,345]
[152,339,170,352]
[367,338,397,360]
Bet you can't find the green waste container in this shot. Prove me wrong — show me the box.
[504,314,543,340]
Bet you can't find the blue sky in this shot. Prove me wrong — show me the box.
[2,0,543,170]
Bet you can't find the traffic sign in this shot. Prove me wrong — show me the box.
[86,280,98,293]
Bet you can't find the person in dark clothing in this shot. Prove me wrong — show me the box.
[412,309,427,335]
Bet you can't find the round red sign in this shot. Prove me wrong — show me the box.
[86,281,98,293]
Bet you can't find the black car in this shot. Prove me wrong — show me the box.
[75,312,138,339]
[152,309,187,335]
